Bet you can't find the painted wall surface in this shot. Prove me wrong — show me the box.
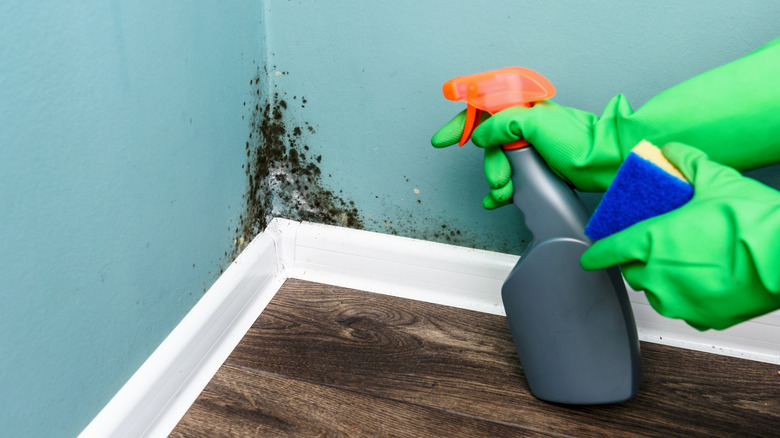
[253,0,780,255]
[2,1,779,436]
[0,1,260,436]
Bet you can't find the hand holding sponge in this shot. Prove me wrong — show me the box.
[581,141,780,330]
[585,140,693,241]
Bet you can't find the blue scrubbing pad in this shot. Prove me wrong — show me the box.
[585,141,694,241]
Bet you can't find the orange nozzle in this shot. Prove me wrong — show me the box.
[442,67,555,147]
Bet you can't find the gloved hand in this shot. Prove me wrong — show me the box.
[432,110,515,209]
[432,37,780,207]
[432,101,623,207]
[581,142,780,331]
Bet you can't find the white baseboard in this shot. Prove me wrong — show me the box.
[79,219,289,438]
[81,218,780,438]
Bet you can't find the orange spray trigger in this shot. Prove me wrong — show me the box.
[442,67,555,147]
[459,104,482,146]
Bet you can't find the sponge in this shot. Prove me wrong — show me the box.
[585,140,694,240]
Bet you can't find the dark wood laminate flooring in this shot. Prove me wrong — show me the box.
[172,279,780,437]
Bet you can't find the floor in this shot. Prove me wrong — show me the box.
[171,279,780,437]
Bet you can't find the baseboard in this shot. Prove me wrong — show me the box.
[81,218,780,437]
[80,220,290,438]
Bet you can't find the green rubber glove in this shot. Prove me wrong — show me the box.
[581,142,780,331]
[432,37,780,203]
[431,110,513,209]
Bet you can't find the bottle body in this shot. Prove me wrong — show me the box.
[502,147,641,404]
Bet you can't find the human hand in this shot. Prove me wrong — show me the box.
[432,98,635,210]
[581,142,780,330]
[431,109,513,209]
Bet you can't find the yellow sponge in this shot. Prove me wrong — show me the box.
[632,140,688,182]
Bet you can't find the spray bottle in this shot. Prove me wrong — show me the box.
[442,67,641,404]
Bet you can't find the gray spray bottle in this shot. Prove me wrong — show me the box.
[442,67,641,404]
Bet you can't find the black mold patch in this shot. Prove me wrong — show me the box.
[235,68,363,254]
[381,218,466,245]
[369,182,529,255]
[377,214,526,255]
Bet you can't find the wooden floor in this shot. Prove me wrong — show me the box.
[172,279,780,437]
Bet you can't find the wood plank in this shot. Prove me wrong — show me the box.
[170,364,554,437]
[223,279,780,437]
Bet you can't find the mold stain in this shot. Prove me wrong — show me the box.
[222,67,524,264]
[370,176,528,255]
[233,68,363,256]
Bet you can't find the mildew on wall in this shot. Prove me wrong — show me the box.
[230,67,532,259]
[234,69,363,253]
[225,67,527,260]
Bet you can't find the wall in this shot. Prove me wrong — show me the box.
[247,0,780,255]
[0,1,260,436]
[1,1,778,436]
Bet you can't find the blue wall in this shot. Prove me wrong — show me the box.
[0,1,260,436]
[1,1,778,436]
[260,1,780,254]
